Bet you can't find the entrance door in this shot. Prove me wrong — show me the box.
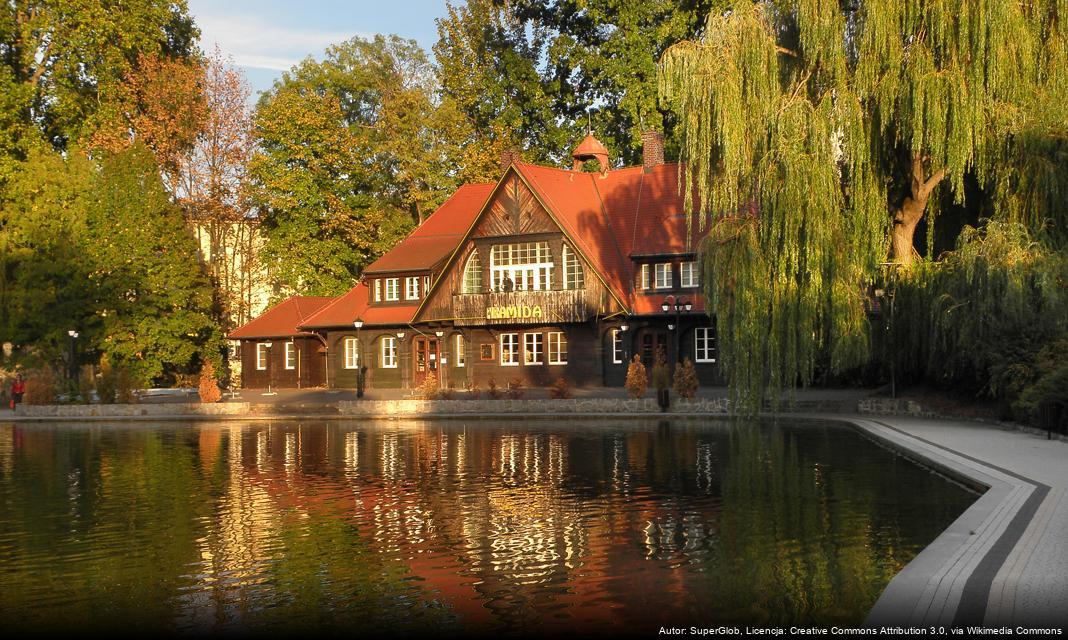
[413,336,440,385]
[637,328,669,370]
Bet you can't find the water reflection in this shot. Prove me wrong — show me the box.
[0,419,976,635]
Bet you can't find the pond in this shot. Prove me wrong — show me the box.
[0,418,977,636]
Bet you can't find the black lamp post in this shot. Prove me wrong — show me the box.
[354,320,364,398]
[660,296,691,364]
[67,329,79,380]
[620,323,630,362]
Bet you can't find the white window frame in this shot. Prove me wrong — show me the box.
[373,279,381,302]
[284,341,296,370]
[343,337,359,369]
[681,261,698,288]
[639,263,651,290]
[548,332,567,365]
[490,242,553,291]
[695,327,717,363]
[523,332,543,365]
[500,333,519,366]
[462,251,482,294]
[256,343,269,370]
[405,276,420,300]
[385,278,400,301]
[455,334,466,367]
[381,336,397,368]
[610,329,623,364]
[562,243,584,290]
[654,263,673,289]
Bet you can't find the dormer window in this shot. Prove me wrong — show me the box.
[385,278,400,301]
[405,276,420,300]
[654,263,673,289]
[680,261,699,288]
[463,250,482,293]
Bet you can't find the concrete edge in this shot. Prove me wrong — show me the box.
[834,416,1049,629]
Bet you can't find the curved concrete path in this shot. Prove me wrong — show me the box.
[844,415,1067,629]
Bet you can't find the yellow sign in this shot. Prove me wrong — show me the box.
[486,305,543,320]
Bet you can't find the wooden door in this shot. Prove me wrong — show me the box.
[413,336,440,385]
[637,328,668,370]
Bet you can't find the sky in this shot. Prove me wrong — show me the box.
[187,0,453,99]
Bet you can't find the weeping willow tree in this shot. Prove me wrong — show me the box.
[658,0,1065,413]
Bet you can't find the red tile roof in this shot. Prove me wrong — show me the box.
[299,281,420,329]
[227,296,335,339]
[363,183,495,274]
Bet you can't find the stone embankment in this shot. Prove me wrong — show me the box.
[14,402,251,418]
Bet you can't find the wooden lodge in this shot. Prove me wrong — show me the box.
[227,131,722,391]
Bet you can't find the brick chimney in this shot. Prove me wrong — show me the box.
[500,149,521,172]
[642,130,664,173]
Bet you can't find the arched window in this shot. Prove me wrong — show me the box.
[462,250,482,293]
[563,243,584,289]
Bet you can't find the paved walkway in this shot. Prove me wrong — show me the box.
[851,415,1067,629]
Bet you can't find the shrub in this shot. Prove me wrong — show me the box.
[549,377,572,399]
[97,356,117,404]
[625,355,647,399]
[198,361,222,403]
[468,382,481,399]
[115,366,137,404]
[416,374,441,400]
[24,368,57,405]
[673,358,700,399]
[506,378,524,399]
[487,378,502,399]
[77,365,96,404]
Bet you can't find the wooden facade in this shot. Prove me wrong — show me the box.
[239,336,326,389]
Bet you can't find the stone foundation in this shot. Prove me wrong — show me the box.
[15,402,251,418]
[338,397,730,416]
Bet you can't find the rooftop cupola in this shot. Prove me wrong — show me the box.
[571,134,610,174]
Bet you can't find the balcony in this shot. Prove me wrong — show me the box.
[452,290,590,325]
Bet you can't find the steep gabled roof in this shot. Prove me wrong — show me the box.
[363,183,495,274]
[227,296,335,339]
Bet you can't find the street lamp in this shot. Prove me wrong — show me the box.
[661,296,690,364]
[262,341,274,395]
[620,324,629,362]
[67,330,79,380]
[353,320,364,398]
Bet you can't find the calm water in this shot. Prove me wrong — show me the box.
[0,418,976,636]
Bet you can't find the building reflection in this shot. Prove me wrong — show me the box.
[0,419,977,634]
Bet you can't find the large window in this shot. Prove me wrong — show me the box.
[284,341,296,370]
[455,334,466,367]
[256,343,269,370]
[523,333,543,365]
[500,333,519,366]
[695,327,717,363]
[610,329,623,364]
[344,337,359,369]
[681,261,699,288]
[385,278,400,301]
[562,243,584,289]
[490,242,553,291]
[548,332,567,365]
[462,251,482,293]
[405,276,420,300]
[654,263,673,289]
[381,337,397,368]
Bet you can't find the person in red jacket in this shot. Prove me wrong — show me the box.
[10,373,25,406]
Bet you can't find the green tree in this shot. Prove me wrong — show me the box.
[0,145,220,384]
[659,0,1066,413]
[0,0,198,156]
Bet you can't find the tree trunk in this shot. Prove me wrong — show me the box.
[890,156,947,266]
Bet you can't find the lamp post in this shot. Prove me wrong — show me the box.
[262,341,274,395]
[67,330,79,380]
[620,323,630,362]
[396,332,406,390]
[660,296,691,364]
[435,330,445,388]
[354,320,364,398]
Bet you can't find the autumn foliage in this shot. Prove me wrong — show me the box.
[198,360,222,403]
[624,355,647,399]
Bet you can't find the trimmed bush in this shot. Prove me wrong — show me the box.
[625,355,647,399]
[199,361,222,403]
